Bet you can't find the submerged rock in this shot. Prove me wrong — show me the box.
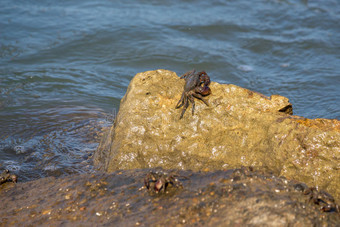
[95,69,340,201]
[0,169,17,185]
[0,168,339,226]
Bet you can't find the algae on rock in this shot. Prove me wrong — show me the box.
[95,69,340,201]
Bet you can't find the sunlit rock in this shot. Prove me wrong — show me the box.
[95,69,340,201]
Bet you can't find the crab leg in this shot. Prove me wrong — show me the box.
[188,93,196,115]
[180,69,195,79]
[176,92,185,109]
[180,95,190,119]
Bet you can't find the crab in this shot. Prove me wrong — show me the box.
[144,171,184,194]
[304,187,339,212]
[0,169,17,185]
[176,69,211,119]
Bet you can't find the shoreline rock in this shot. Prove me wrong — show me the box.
[1,168,339,226]
[95,69,340,202]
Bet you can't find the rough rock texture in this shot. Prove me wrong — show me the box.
[1,168,339,226]
[95,69,340,201]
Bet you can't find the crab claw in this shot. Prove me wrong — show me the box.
[196,86,211,96]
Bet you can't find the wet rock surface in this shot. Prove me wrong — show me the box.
[95,69,340,201]
[0,168,339,226]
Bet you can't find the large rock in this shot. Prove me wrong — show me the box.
[95,69,340,201]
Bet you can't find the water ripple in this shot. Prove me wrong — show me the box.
[1,0,339,181]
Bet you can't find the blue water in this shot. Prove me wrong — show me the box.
[1,0,339,181]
